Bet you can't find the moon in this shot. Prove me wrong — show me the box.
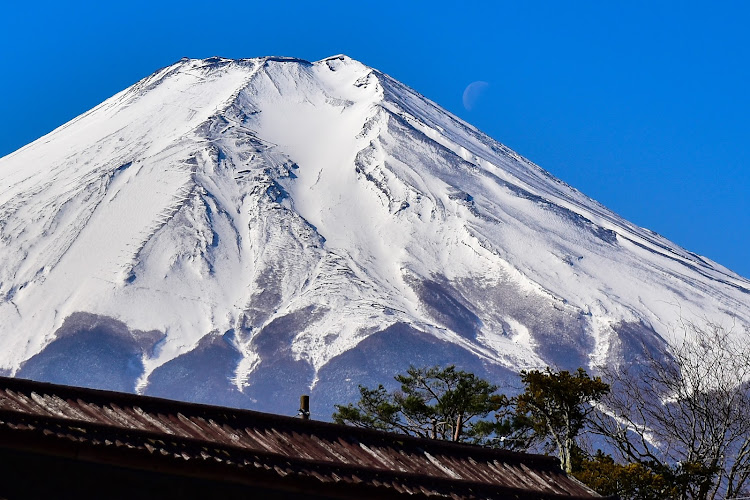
[462,81,489,111]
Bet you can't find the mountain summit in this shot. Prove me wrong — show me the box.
[1,55,748,413]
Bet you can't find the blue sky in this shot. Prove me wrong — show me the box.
[2,1,749,278]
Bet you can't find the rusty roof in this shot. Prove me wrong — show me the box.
[0,376,604,499]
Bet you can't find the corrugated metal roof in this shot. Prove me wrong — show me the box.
[0,376,604,499]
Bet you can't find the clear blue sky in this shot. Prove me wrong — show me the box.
[2,1,749,278]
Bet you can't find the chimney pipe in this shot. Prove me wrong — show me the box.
[299,395,310,420]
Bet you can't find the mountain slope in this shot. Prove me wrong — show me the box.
[1,55,748,414]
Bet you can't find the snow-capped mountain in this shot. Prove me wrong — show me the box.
[1,55,748,415]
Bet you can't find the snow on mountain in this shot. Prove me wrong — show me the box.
[1,55,748,414]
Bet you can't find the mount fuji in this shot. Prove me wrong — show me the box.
[1,55,748,415]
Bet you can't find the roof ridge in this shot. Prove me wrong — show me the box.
[0,375,559,466]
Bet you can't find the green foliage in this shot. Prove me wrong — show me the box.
[332,361,737,498]
[332,365,509,443]
[574,451,677,499]
[332,364,610,460]
[331,384,403,433]
[573,450,723,500]
[515,367,609,472]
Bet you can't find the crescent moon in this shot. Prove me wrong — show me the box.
[462,81,489,111]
